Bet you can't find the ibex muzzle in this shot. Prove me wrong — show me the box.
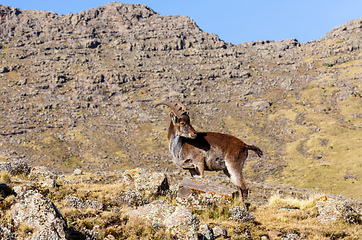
[155,100,263,201]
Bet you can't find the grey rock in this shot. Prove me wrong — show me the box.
[229,206,255,222]
[64,195,105,211]
[73,168,83,175]
[316,195,361,223]
[121,168,169,196]
[212,226,228,238]
[199,224,214,240]
[30,228,65,240]
[162,205,199,239]
[176,177,237,209]
[126,200,199,239]
[84,40,101,49]
[126,200,175,228]
[249,100,271,111]
[41,178,57,188]
[28,166,57,180]
[119,189,148,207]
[0,158,30,176]
[10,190,69,239]
[0,66,9,73]
[178,177,238,200]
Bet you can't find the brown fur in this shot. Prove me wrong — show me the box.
[156,100,263,201]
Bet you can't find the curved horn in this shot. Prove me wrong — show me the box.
[155,100,188,117]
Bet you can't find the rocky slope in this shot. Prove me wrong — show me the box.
[0,160,361,239]
[0,2,361,201]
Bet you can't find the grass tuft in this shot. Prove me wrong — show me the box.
[268,194,319,210]
[0,171,11,184]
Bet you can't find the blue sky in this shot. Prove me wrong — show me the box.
[2,0,362,44]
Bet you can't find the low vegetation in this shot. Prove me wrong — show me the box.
[1,170,361,239]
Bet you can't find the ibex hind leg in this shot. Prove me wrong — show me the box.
[234,174,249,201]
[225,163,248,201]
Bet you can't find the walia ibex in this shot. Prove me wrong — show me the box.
[155,100,263,200]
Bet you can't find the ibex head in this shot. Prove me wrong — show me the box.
[155,100,197,139]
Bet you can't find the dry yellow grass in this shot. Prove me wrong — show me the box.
[0,171,11,184]
[254,204,362,239]
[268,194,319,210]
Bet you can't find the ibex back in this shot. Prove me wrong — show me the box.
[155,100,263,201]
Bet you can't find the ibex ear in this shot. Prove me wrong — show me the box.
[170,112,177,123]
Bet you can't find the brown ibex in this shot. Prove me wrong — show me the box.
[155,100,263,200]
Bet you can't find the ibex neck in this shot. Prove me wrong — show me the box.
[168,121,183,161]
[167,121,176,140]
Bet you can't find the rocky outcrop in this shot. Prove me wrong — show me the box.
[0,165,360,239]
[0,158,30,176]
[176,177,238,209]
[316,195,361,223]
[10,190,69,239]
[121,167,169,196]
[126,200,199,239]
[229,206,255,222]
[178,177,239,200]
[0,3,223,51]
[64,195,105,211]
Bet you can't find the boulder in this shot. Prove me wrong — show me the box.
[10,190,69,239]
[41,178,57,188]
[121,168,169,196]
[0,66,9,73]
[178,177,238,199]
[229,206,255,222]
[126,200,199,239]
[28,166,58,180]
[249,100,271,111]
[212,226,228,238]
[84,40,101,49]
[126,200,175,228]
[177,177,238,209]
[119,189,148,207]
[199,224,214,240]
[64,195,105,211]
[163,206,199,239]
[316,195,361,223]
[73,168,83,175]
[0,158,30,176]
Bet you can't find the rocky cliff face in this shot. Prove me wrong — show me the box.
[0,3,361,199]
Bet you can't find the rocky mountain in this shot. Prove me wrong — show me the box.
[0,2,361,201]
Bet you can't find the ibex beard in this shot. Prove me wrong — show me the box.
[155,100,263,201]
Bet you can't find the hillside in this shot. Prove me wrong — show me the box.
[0,1,361,202]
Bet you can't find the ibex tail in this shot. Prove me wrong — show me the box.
[246,145,263,158]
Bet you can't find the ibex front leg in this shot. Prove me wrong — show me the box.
[186,155,205,178]
[194,155,205,178]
